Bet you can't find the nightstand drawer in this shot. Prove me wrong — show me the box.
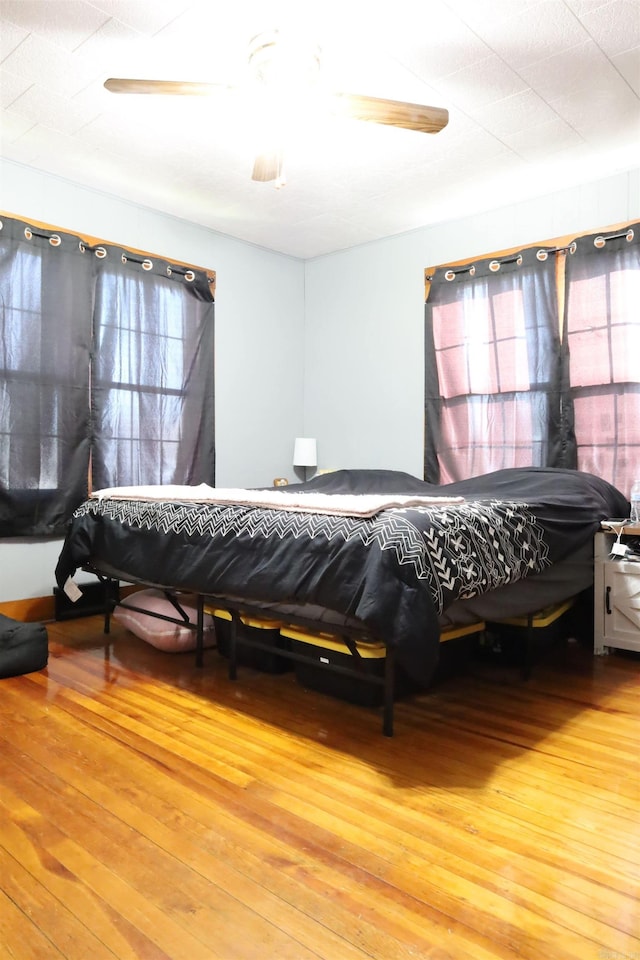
[595,530,640,654]
[604,562,640,642]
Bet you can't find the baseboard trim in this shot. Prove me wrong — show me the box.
[0,584,143,623]
[0,596,55,623]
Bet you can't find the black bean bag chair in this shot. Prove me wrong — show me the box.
[0,614,48,679]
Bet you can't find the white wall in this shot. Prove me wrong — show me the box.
[2,161,639,602]
[1,159,306,601]
[303,168,640,478]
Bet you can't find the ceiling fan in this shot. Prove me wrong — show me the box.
[104,31,449,184]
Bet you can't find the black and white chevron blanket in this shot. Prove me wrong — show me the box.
[55,467,628,684]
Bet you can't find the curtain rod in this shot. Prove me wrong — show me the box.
[425,219,637,292]
[2,212,216,287]
[426,243,581,281]
[426,251,525,281]
[593,227,635,247]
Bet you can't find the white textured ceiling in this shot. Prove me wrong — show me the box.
[1,0,639,258]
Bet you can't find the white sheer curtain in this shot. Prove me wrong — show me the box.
[91,254,215,490]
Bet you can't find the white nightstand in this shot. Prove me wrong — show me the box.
[594,521,640,655]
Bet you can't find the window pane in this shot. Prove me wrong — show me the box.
[567,328,611,386]
[573,390,640,495]
[436,343,470,398]
[92,261,214,489]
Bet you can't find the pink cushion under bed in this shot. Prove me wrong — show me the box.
[113,589,216,652]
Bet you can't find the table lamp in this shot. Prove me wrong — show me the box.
[293,437,317,482]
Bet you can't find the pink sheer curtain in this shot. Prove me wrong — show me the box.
[424,246,566,483]
[564,226,640,499]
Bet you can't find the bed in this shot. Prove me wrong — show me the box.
[55,467,628,734]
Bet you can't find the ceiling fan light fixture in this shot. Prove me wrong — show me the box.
[251,148,284,183]
[103,29,449,186]
[247,30,321,91]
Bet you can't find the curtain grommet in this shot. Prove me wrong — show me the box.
[95,246,107,259]
[142,259,153,271]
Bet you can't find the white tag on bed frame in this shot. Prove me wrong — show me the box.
[63,577,83,602]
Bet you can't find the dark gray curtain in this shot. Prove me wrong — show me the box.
[0,216,215,536]
[425,246,569,483]
[564,224,640,499]
[0,218,92,536]
[91,249,215,489]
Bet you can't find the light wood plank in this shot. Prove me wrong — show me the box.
[0,844,133,960]
[1,615,638,960]
[0,887,67,960]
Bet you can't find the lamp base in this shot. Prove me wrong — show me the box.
[294,466,315,483]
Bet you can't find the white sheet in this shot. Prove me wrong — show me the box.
[90,483,463,518]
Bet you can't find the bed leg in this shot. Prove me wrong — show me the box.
[383,646,395,737]
[522,615,533,680]
[103,578,117,635]
[229,613,239,681]
[195,595,204,668]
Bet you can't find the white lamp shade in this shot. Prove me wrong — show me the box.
[293,437,317,467]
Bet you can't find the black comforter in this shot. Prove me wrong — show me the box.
[55,467,627,684]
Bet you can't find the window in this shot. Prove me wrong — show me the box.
[91,260,215,490]
[425,248,561,483]
[0,216,215,537]
[425,222,639,497]
[565,229,640,496]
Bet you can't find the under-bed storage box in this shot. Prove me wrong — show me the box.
[281,627,387,707]
[207,607,292,673]
[431,621,487,682]
[484,599,575,672]
[54,579,119,620]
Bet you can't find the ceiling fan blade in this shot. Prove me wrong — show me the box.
[104,78,225,96]
[251,150,284,183]
[331,93,448,134]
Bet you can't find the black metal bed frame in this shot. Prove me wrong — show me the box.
[89,566,397,737]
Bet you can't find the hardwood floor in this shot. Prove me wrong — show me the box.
[1,615,639,960]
